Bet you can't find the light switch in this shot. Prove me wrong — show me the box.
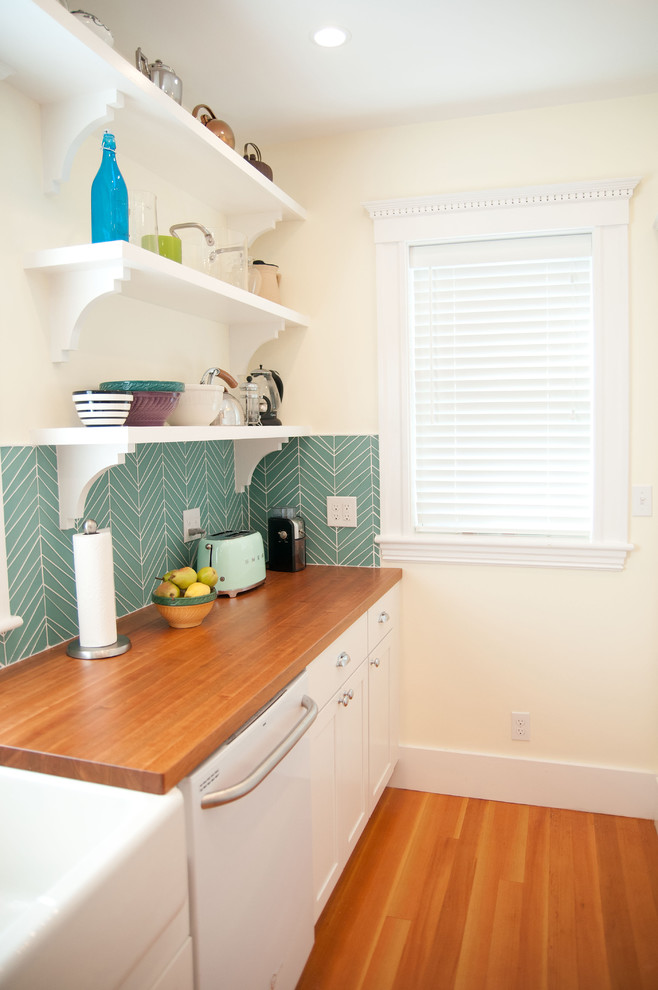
[632,485,653,517]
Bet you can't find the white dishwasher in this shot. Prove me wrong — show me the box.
[178,671,317,990]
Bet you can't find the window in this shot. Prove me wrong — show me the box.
[365,178,639,570]
[410,233,593,538]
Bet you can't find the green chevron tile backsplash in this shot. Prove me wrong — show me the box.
[0,435,379,666]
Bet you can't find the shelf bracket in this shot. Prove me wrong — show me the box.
[30,258,128,362]
[233,436,291,492]
[228,211,283,245]
[56,442,135,529]
[41,88,125,195]
[229,320,286,373]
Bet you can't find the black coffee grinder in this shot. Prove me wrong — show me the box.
[268,507,306,571]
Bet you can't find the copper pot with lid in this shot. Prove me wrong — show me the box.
[192,105,235,148]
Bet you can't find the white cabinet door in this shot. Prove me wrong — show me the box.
[309,660,368,921]
[309,698,340,916]
[367,625,399,809]
[338,661,369,859]
[366,583,400,810]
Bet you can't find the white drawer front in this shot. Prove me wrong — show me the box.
[367,583,400,653]
[307,614,368,710]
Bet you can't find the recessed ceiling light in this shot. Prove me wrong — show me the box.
[312,25,351,48]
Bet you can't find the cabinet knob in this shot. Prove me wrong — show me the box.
[378,611,390,624]
[336,651,350,668]
[370,656,381,668]
[338,688,354,707]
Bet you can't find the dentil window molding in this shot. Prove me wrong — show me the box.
[364,177,640,220]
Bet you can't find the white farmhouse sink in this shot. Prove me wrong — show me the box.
[0,766,191,990]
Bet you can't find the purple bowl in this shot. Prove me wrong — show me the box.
[124,391,181,426]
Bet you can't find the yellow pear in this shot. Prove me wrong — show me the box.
[196,566,218,588]
[171,566,197,590]
[154,580,180,599]
[184,581,213,598]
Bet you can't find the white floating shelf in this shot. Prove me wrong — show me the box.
[32,425,311,529]
[0,0,306,233]
[32,425,311,445]
[24,241,308,367]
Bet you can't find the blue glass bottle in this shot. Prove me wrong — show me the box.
[91,131,128,243]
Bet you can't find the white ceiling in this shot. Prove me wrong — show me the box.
[89,0,658,148]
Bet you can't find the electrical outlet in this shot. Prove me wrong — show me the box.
[326,496,357,528]
[183,507,202,543]
[327,497,341,526]
[511,711,530,741]
[341,497,357,526]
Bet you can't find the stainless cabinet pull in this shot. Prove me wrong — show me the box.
[338,688,354,707]
[370,656,381,668]
[200,695,318,809]
[336,651,350,667]
[378,611,390,624]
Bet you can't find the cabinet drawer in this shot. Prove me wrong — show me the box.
[307,614,368,710]
[367,583,400,653]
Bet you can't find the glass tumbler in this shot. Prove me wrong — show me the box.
[129,190,159,253]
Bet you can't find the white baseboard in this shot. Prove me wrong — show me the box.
[390,745,658,821]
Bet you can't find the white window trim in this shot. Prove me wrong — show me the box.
[365,177,640,570]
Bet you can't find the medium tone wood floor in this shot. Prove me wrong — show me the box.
[296,787,658,990]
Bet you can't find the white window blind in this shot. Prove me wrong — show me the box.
[409,233,593,538]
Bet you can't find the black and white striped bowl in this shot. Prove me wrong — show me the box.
[73,390,134,427]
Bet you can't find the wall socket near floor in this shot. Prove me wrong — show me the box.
[183,507,202,543]
[326,496,357,528]
[511,711,531,741]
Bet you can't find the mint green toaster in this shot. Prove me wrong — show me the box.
[196,530,266,597]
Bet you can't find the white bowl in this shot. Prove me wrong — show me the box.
[73,390,133,427]
[70,10,114,46]
[167,384,225,426]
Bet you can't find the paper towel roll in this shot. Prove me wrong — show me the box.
[73,526,118,649]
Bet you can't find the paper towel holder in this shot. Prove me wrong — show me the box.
[67,519,132,660]
[67,637,131,660]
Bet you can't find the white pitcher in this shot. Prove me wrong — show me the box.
[252,261,281,304]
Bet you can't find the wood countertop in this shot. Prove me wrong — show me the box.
[0,566,401,793]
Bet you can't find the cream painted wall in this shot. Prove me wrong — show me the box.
[254,93,658,773]
[0,81,232,446]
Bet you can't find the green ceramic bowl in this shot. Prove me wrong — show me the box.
[152,589,217,606]
[100,380,186,393]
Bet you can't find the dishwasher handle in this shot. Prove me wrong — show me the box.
[200,694,318,809]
